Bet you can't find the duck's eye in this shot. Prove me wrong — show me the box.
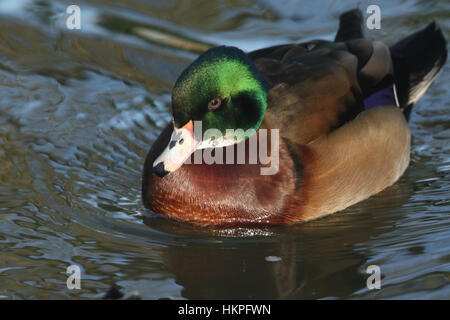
[208,98,222,110]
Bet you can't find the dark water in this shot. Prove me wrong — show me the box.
[0,0,449,299]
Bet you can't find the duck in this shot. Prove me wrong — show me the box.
[141,9,447,227]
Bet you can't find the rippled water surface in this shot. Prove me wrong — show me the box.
[0,0,449,299]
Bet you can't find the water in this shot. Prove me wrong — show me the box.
[0,0,449,299]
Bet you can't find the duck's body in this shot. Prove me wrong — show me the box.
[142,10,447,226]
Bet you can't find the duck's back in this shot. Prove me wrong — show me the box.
[249,35,394,144]
[247,9,446,145]
[250,39,373,144]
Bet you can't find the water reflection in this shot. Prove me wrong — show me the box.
[142,177,415,299]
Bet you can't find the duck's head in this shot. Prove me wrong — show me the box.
[152,46,268,177]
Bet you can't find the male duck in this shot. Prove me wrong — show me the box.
[142,9,447,226]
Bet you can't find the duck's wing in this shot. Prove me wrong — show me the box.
[247,9,393,144]
[249,8,446,145]
[249,37,391,145]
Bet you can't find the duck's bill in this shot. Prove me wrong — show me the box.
[152,120,199,178]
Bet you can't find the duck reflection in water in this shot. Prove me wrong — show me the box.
[143,177,413,299]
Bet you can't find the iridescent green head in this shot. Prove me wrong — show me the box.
[172,46,268,136]
[152,46,268,178]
